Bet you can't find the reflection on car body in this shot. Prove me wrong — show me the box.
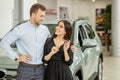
[0,19,103,80]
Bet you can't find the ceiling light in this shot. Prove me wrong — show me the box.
[92,0,95,2]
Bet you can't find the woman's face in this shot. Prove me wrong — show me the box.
[55,21,66,36]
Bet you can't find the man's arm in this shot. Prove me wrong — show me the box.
[0,26,22,60]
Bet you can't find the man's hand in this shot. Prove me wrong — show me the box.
[70,45,76,53]
[17,55,32,63]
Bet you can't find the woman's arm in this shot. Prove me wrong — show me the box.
[44,51,54,61]
[64,50,70,61]
[63,40,73,66]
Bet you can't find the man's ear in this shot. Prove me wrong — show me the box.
[31,13,35,17]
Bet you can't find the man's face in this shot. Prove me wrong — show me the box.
[32,9,45,26]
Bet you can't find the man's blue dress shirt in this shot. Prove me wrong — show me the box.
[0,20,51,64]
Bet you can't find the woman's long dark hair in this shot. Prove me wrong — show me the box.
[52,20,72,40]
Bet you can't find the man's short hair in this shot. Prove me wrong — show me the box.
[30,3,46,16]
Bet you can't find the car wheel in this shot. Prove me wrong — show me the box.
[95,58,103,80]
[0,71,5,78]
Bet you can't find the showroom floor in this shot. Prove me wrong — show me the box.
[103,46,120,80]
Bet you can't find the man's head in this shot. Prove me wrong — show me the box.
[30,3,46,26]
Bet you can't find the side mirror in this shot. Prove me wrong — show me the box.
[82,39,97,47]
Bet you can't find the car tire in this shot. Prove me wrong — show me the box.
[0,71,5,78]
[95,58,103,80]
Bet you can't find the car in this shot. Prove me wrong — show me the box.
[0,19,103,80]
[70,19,103,80]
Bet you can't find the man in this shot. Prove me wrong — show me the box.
[0,3,50,80]
[0,3,75,80]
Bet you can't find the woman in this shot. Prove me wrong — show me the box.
[42,20,73,80]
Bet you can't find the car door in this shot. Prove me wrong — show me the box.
[82,23,98,78]
[78,24,91,79]
[78,23,97,79]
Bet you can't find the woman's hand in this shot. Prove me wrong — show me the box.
[64,40,70,51]
[44,46,59,61]
[51,46,59,55]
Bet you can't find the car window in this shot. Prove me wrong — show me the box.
[84,24,95,39]
[79,25,87,40]
[78,30,82,46]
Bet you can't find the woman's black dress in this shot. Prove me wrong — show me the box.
[42,38,73,80]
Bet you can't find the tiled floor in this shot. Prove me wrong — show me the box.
[103,46,120,80]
